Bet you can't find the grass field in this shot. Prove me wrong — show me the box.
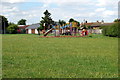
[2,34,118,78]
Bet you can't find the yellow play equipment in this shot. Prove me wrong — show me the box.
[72,22,77,28]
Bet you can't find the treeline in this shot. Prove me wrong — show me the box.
[0,15,27,34]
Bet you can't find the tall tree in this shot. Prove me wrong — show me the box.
[40,10,54,30]
[17,19,26,25]
[0,15,9,34]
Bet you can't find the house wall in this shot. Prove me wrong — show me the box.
[35,29,38,34]
[26,29,38,34]
[28,29,31,34]
[88,29,102,34]
[31,29,35,34]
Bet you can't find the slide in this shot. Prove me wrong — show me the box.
[44,28,53,36]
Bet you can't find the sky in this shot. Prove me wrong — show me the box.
[0,0,119,25]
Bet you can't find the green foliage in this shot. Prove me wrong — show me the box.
[37,26,44,31]
[69,18,74,22]
[102,26,108,36]
[17,19,26,25]
[76,21,80,27]
[8,22,14,26]
[114,19,120,22]
[88,26,92,29]
[102,22,120,37]
[37,24,44,35]
[2,34,118,78]
[58,20,66,26]
[7,24,18,34]
[21,29,26,34]
[40,10,54,30]
[81,24,87,29]
[0,15,9,34]
[69,18,80,27]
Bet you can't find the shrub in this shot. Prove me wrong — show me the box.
[18,29,26,34]
[102,26,108,36]
[108,24,118,37]
[102,22,120,37]
[7,24,18,34]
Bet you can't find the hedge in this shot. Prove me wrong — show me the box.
[102,22,120,37]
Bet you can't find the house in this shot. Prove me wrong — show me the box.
[18,25,29,29]
[100,23,114,26]
[81,21,113,34]
[84,23,94,27]
[25,23,40,34]
[91,23,102,29]
[91,22,115,29]
[18,25,29,33]
[82,21,114,29]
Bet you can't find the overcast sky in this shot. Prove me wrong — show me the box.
[1,0,119,25]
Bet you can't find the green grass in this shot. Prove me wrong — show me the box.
[0,34,2,79]
[2,34,118,78]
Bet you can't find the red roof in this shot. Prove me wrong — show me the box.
[18,25,29,29]
[84,23,94,26]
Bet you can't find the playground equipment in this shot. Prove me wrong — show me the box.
[44,28,53,36]
[81,29,88,36]
[42,21,88,37]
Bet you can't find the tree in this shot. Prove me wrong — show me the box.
[58,20,66,26]
[17,19,26,25]
[0,15,9,34]
[68,18,80,27]
[114,19,120,22]
[69,18,74,22]
[37,24,44,35]
[7,23,18,34]
[8,22,15,26]
[75,21,80,27]
[40,10,54,30]
[101,20,104,23]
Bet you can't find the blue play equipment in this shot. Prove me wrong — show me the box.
[44,23,73,36]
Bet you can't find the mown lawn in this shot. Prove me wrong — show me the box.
[2,34,118,78]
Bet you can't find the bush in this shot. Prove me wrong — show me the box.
[102,26,108,36]
[21,29,26,34]
[7,24,18,34]
[102,22,120,37]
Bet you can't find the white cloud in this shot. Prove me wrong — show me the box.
[89,12,96,17]
[103,10,117,17]
[0,0,119,24]
[96,0,119,7]
[1,6,19,13]
[95,8,106,12]
[1,0,26,3]
[96,0,106,6]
